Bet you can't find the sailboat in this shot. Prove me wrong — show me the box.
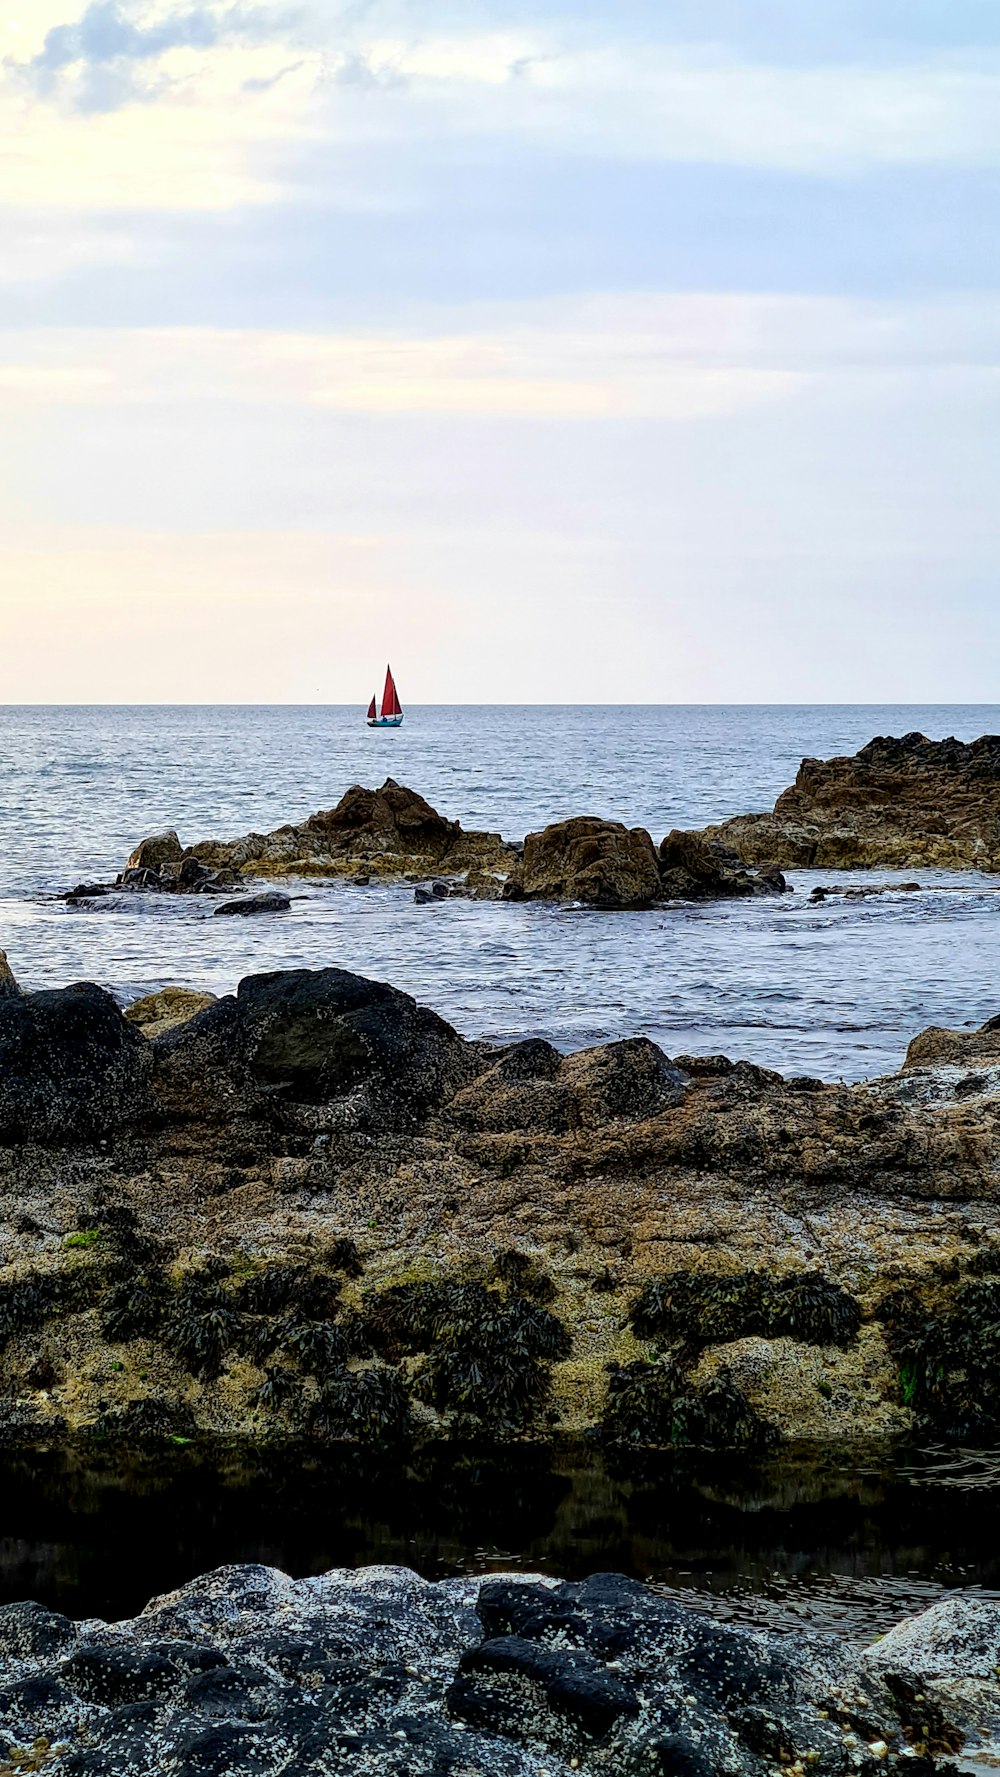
[367,664,404,728]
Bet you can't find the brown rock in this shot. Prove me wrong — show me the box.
[903,1015,1000,1070]
[504,816,661,907]
[130,781,513,883]
[704,731,1000,869]
[0,952,19,998]
[126,829,184,871]
[658,829,786,899]
[125,986,218,1041]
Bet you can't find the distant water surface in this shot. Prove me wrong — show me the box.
[1,703,998,1081]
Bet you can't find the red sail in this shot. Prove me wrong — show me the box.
[367,694,377,720]
[382,665,402,718]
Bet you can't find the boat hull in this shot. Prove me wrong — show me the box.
[367,716,404,727]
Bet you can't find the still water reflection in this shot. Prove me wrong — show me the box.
[1,1438,998,1638]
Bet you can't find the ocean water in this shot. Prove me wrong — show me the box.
[1,702,999,1081]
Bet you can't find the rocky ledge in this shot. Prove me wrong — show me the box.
[702,732,1000,870]
[78,782,785,909]
[0,958,999,1448]
[0,1561,989,1774]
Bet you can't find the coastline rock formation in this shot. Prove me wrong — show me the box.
[97,785,785,909]
[0,1561,985,1775]
[503,819,786,907]
[0,965,997,1448]
[704,731,1000,869]
[129,779,514,885]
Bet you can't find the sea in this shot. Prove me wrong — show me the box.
[1,701,999,1081]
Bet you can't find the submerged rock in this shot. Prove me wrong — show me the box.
[213,891,291,917]
[0,1561,985,1773]
[704,731,1000,869]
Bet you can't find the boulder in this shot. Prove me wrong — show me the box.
[0,1562,973,1777]
[213,892,291,917]
[658,829,786,899]
[705,731,1000,869]
[0,953,19,998]
[0,983,154,1143]
[153,966,477,1130]
[504,817,661,908]
[125,987,218,1041]
[125,830,183,872]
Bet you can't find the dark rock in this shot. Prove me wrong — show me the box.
[0,982,153,1143]
[449,1634,641,1740]
[0,1600,74,1659]
[0,1561,982,1776]
[213,893,291,917]
[153,967,475,1130]
[126,830,183,871]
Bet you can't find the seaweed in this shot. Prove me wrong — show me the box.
[0,1270,76,1345]
[490,1250,556,1304]
[100,1270,168,1342]
[602,1356,776,1450]
[629,1270,860,1350]
[233,1263,342,1320]
[251,1366,303,1414]
[278,1316,349,1375]
[364,1278,570,1435]
[327,1237,364,1279]
[309,1364,412,1445]
[163,1280,240,1380]
[94,1399,197,1445]
[879,1278,1000,1436]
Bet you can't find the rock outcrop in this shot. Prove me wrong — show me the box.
[0,982,153,1142]
[704,731,1000,869]
[0,952,19,998]
[504,818,787,907]
[0,967,995,1447]
[504,817,662,907]
[125,778,514,885]
[658,829,787,898]
[0,1562,987,1775]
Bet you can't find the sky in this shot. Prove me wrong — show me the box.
[2,0,1000,701]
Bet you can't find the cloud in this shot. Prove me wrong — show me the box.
[7,0,296,112]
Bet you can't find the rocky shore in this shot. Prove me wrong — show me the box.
[0,956,998,1449]
[703,732,1000,870]
[0,1560,990,1774]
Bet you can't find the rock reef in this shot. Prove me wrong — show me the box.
[704,732,1000,870]
[0,1561,988,1774]
[109,784,785,909]
[129,780,513,885]
[0,967,998,1448]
